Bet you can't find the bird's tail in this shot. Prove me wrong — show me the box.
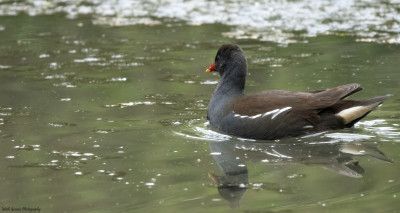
[335,94,393,126]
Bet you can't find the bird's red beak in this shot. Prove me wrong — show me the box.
[206,62,215,72]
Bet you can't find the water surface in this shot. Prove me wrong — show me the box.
[0,3,400,213]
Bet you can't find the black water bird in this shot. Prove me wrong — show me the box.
[206,44,392,140]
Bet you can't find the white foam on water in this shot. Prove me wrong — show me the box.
[324,133,375,142]
[1,0,400,44]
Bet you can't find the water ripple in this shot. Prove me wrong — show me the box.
[174,120,232,142]
[1,0,399,44]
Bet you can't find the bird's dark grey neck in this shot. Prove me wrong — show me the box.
[217,61,247,95]
[208,62,247,123]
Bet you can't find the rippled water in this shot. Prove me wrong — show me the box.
[0,1,400,213]
[2,0,400,44]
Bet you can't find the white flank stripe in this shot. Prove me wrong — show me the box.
[250,114,262,119]
[303,125,314,129]
[262,109,279,117]
[271,107,292,119]
[233,114,250,119]
[233,106,292,120]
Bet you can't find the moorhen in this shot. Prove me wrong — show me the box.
[205,44,392,140]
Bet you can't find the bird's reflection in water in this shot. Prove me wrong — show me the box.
[208,139,392,208]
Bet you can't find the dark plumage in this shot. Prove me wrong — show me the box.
[206,44,392,140]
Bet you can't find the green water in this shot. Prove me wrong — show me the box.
[0,15,400,213]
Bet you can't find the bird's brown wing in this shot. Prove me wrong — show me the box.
[232,83,362,116]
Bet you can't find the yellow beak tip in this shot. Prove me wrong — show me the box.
[206,69,212,73]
